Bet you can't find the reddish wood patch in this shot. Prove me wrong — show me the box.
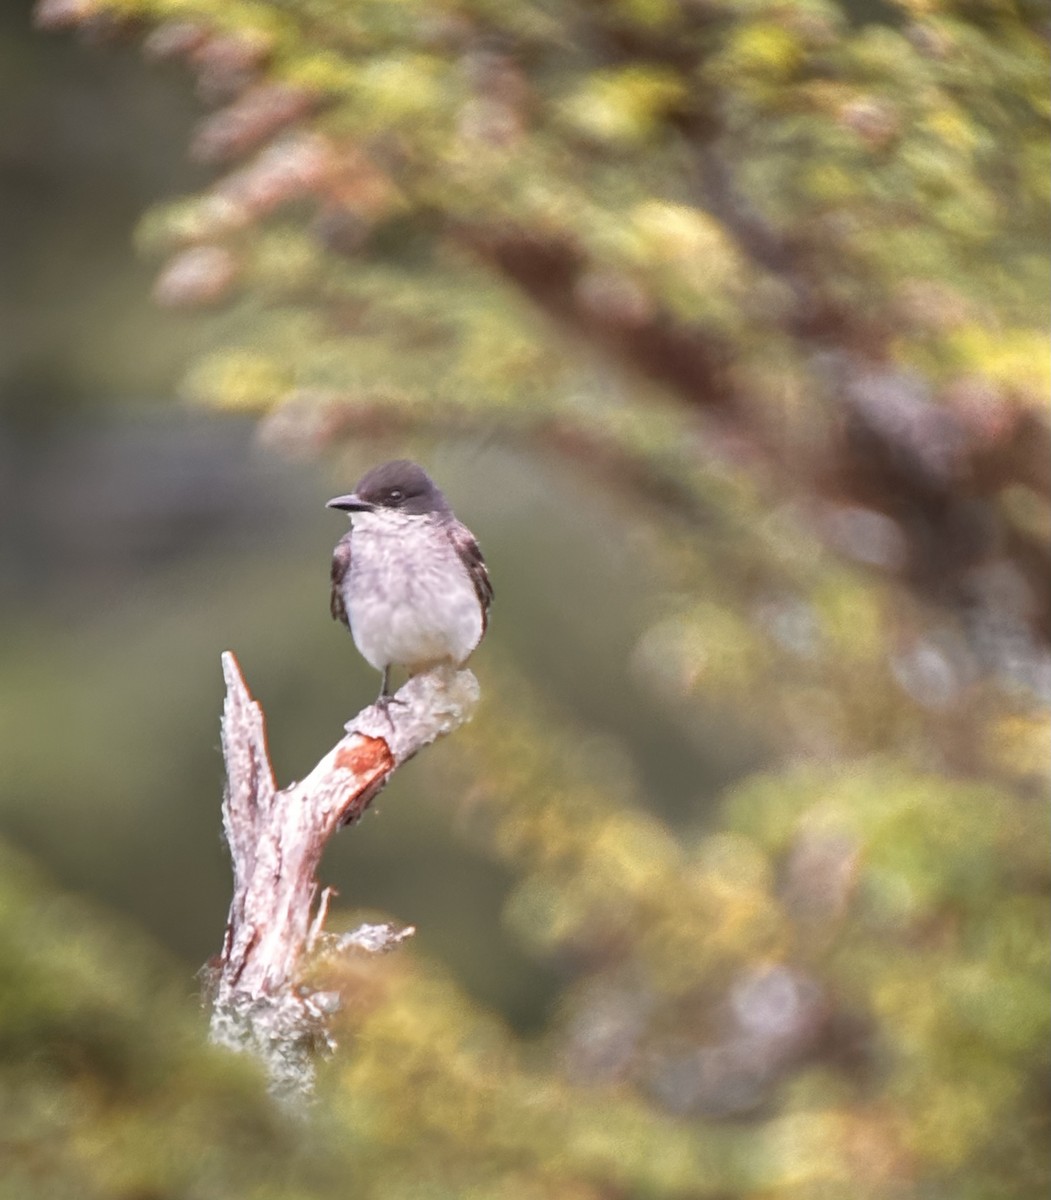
[334,736,395,827]
[335,736,393,777]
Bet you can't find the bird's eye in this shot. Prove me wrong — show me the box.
[388,488,404,503]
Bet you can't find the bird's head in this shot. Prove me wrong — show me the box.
[326,459,450,518]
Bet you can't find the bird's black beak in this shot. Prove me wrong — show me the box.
[326,493,376,513]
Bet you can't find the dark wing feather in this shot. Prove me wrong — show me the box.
[446,520,493,633]
[330,531,353,628]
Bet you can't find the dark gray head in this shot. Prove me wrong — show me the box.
[326,459,451,518]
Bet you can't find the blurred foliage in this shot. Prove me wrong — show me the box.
[8,0,1050,1196]
[0,842,334,1199]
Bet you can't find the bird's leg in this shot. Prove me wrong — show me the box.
[374,665,408,722]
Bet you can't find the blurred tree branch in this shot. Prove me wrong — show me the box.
[36,0,1050,661]
[461,217,1050,636]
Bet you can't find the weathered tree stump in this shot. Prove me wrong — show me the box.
[207,651,479,1101]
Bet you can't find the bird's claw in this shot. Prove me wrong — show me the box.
[374,692,408,729]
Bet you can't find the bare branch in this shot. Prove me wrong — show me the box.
[208,653,480,1101]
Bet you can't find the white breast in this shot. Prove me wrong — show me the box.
[344,511,483,673]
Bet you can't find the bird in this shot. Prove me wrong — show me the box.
[326,460,492,702]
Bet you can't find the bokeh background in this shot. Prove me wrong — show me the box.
[1,0,1048,1196]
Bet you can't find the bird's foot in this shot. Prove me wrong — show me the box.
[373,691,408,730]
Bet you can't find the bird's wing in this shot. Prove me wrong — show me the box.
[445,519,493,633]
[330,531,353,627]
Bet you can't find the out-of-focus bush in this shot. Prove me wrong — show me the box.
[8,0,1049,1195]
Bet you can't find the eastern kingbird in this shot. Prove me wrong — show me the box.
[327,460,493,700]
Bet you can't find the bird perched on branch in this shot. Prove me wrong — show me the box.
[327,460,492,702]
